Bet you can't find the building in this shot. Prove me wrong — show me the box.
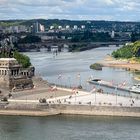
[58,26,62,29]
[2,25,28,33]
[0,58,34,91]
[50,26,54,30]
[81,25,85,29]
[32,22,39,33]
[73,25,78,30]
[40,24,45,32]
[32,22,45,33]
[111,30,115,38]
[66,25,70,29]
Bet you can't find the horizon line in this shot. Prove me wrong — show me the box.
[0,18,140,23]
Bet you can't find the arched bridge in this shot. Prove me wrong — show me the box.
[18,41,127,52]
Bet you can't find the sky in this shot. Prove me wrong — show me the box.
[0,0,140,21]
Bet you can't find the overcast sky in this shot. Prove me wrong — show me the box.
[0,0,140,21]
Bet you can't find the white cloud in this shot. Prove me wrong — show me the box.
[0,0,140,21]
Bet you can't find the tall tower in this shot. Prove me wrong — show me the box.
[111,30,115,38]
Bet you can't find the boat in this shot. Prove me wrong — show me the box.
[130,84,140,94]
[88,79,140,94]
[88,79,130,92]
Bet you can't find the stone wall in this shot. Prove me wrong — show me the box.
[49,104,140,117]
[0,103,140,117]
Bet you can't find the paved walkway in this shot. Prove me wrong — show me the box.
[9,87,140,107]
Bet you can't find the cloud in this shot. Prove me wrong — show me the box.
[0,0,140,21]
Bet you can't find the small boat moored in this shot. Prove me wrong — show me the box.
[88,78,130,92]
[88,78,140,94]
[130,84,140,94]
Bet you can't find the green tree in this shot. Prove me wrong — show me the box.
[18,35,41,43]
[112,41,140,59]
[13,51,31,68]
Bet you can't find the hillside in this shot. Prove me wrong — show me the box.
[112,41,140,60]
[0,19,140,32]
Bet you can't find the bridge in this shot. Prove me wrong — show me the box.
[18,41,128,52]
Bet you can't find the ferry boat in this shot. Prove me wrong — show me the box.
[88,79,130,92]
[130,84,140,94]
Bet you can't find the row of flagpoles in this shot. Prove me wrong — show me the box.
[57,73,126,89]
[48,79,127,105]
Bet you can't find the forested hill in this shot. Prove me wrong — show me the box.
[0,19,140,31]
[112,41,140,59]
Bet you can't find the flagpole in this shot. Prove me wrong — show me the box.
[74,89,77,104]
[90,87,96,105]
[95,91,96,105]
[68,76,71,88]
[115,86,118,105]
[77,73,81,87]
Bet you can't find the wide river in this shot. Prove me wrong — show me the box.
[25,47,138,96]
[0,115,140,140]
[0,47,140,140]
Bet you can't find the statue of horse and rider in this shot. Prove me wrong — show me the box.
[0,39,15,58]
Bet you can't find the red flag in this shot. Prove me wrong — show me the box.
[72,87,78,94]
[119,81,126,88]
[51,85,57,91]
[48,86,57,91]
[90,86,96,93]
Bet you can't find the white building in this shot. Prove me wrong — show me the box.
[81,25,85,29]
[40,24,45,32]
[58,26,62,29]
[73,25,78,30]
[66,25,70,29]
[111,30,115,38]
[50,26,54,30]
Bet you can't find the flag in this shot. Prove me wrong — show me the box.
[72,87,76,93]
[52,85,57,91]
[110,80,114,86]
[72,87,78,94]
[49,85,57,91]
[77,73,80,79]
[90,75,93,79]
[122,81,126,86]
[89,75,93,81]
[58,74,62,79]
[119,81,126,88]
[90,86,96,93]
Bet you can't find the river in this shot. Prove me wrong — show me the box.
[1,47,140,140]
[0,115,140,140]
[25,47,138,97]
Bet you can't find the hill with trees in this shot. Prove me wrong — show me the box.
[0,19,140,32]
[112,41,140,61]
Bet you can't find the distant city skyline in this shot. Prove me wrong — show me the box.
[0,0,140,21]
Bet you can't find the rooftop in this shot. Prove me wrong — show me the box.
[0,58,16,61]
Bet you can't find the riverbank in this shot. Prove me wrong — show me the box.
[0,82,139,117]
[0,75,139,118]
[99,55,140,71]
[0,104,140,118]
[0,109,59,116]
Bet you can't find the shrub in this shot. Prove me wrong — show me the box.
[14,51,31,68]
[90,63,103,70]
